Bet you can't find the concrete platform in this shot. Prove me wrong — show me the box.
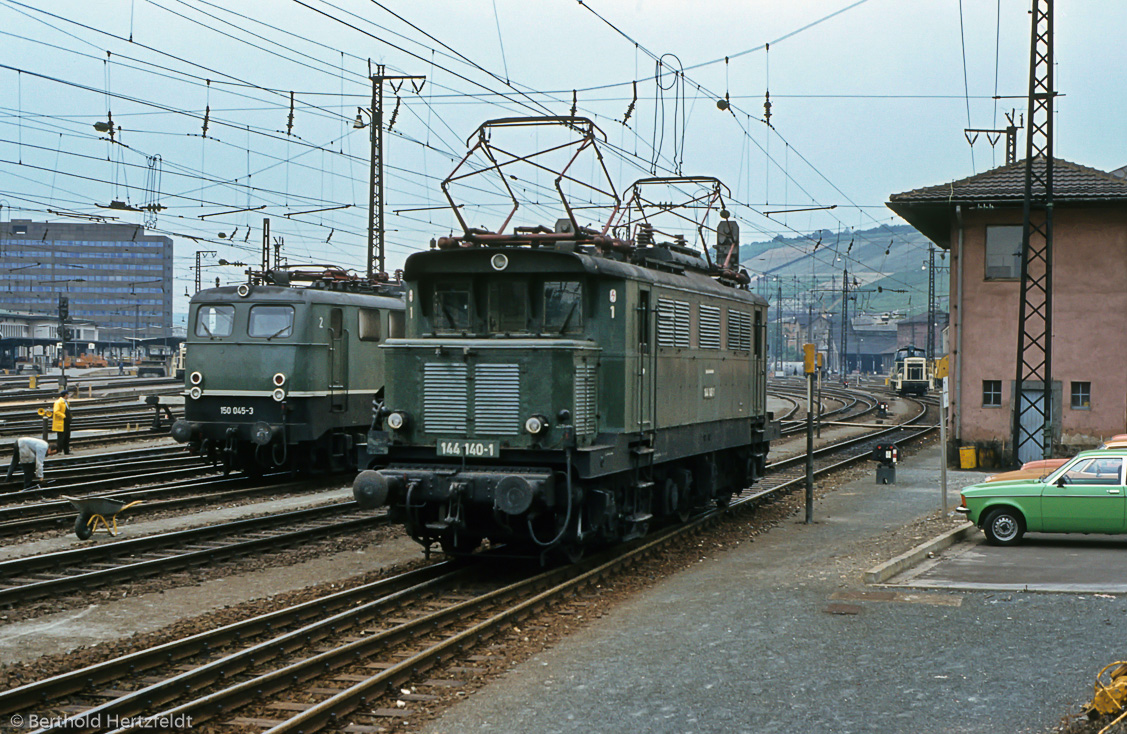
[889,533,1127,593]
[422,447,1124,734]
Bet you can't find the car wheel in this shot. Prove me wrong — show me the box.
[982,507,1024,546]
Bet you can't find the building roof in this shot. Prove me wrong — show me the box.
[886,158,1127,247]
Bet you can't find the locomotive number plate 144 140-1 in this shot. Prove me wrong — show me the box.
[436,440,498,458]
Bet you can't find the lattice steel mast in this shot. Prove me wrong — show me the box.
[1012,0,1055,462]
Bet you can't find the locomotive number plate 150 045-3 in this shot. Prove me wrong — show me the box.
[436,440,498,458]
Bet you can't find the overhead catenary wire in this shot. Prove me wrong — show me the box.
[0,0,942,303]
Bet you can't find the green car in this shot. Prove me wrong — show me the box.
[957,449,1127,545]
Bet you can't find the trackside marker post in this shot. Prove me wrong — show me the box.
[803,343,816,523]
[936,355,950,514]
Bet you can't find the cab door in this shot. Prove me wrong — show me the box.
[1040,457,1126,533]
[636,288,654,433]
[328,307,347,412]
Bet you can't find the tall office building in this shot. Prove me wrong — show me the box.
[0,219,173,338]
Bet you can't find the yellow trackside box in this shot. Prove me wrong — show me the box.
[803,343,816,374]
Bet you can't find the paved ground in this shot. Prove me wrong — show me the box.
[423,447,1123,734]
[893,534,1127,593]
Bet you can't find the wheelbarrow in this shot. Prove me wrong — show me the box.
[64,496,143,540]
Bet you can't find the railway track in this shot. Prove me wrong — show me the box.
[0,469,316,538]
[0,399,939,734]
[0,497,374,607]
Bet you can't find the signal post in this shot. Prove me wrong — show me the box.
[803,343,816,523]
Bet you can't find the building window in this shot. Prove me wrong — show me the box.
[1071,381,1091,410]
[982,380,1002,407]
[985,226,1022,280]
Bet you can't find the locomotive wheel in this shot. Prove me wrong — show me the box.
[74,513,94,540]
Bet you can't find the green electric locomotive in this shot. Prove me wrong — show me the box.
[353,230,775,556]
[354,117,777,558]
[172,267,404,474]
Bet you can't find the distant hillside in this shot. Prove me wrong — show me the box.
[738,223,947,320]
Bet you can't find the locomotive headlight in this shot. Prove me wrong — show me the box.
[273,372,286,387]
[524,414,549,435]
[189,386,202,400]
[189,371,203,385]
[386,411,407,430]
[272,388,286,402]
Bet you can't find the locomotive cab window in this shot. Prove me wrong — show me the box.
[543,281,583,334]
[434,281,472,334]
[358,308,381,341]
[488,280,529,333]
[195,304,235,338]
[248,305,294,339]
[388,310,405,338]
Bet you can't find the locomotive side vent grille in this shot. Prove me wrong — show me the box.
[656,298,676,348]
[699,305,721,349]
[574,363,598,434]
[474,363,520,435]
[424,363,467,433]
[727,309,752,351]
[674,300,691,348]
[656,298,691,348]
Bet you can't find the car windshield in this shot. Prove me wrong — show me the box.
[1053,456,1125,485]
[195,304,234,337]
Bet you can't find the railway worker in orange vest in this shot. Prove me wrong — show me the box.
[51,389,73,455]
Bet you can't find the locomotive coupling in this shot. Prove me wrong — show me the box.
[353,470,401,509]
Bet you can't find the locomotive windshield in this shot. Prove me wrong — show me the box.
[543,280,583,334]
[426,277,585,336]
[248,305,294,339]
[195,304,235,338]
[488,280,530,333]
[434,281,472,333]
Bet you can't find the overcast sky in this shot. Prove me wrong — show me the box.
[2,0,1124,313]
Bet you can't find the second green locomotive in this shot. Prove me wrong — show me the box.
[173,268,404,474]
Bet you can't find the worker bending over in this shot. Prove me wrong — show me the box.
[5,437,57,490]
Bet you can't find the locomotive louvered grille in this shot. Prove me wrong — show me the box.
[474,364,520,435]
[674,300,690,347]
[423,363,467,433]
[699,305,721,349]
[907,363,925,381]
[727,309,752,351]
[657,298,691,348]
[656,298,675,347]
[574,364,598,434]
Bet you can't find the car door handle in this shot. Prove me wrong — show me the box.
[1108,489,1121,494]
